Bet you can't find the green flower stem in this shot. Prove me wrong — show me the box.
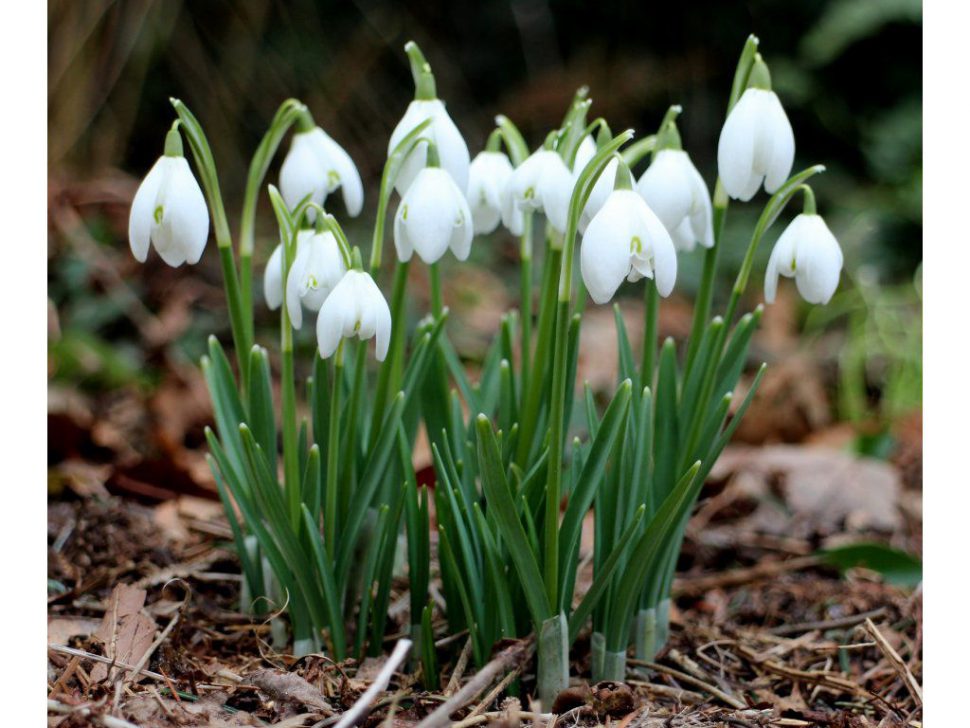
[430,262,444,317]
[239,99,308,345]
[371,260,410,447]
[280,281,300,532]
[641,279,658,389]
[684,180,728,374]
[546,133,634,611]
[342,342,367,497]
[515,241,561,467]
[518,213,534,409]
[326,341,345,555]
[171,98,251,390]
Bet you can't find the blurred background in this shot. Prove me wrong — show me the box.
[47,0,922,501]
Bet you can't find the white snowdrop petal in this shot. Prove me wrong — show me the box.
[393,205,414,262]
[316,275,355,358]
[128,158,166,263]
[166,159,210,265]
[264,244,284,310]
[397,168,458,264]
[388,100,469,196]
[317,131,365,217]
[762,92,796,193]
[636,200,678,297]
[573,136,597,173]
[636,151,691,233]
[793,216,842,304]
[449,192,474,261]
[580,194,638,304]
[764,219,800,303]
[281,136,326,213]
[718,89,761,201]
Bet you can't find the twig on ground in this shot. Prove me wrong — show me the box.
[332,638,411,728]
[864,618,922,707]
[445,637,474,696]
[628,661,748,709]
[770,608,888,636]
[416,638,535,728]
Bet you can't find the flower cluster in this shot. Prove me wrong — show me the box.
[124,36,849,708]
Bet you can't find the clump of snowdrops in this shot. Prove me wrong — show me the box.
[128,36,843,707]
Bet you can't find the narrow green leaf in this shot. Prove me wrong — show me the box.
[475,415,552,624]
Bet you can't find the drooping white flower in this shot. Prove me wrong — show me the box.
[502,149,574,235]
[394,167,473,264]
[580,189,677,304]
[388,99,470,196]
[467,151,514,234]
[717,87,795,201]
[764,213,843,305]
[286,231,347,329]
[263,230,346,327]
[280,127,363,217]
[316,270,392,361]
[636,149,713,251]
[129,155,209,267]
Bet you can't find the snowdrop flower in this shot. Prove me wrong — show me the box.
[467,150,514,234]
[502,149,574,235]
[765,212,843,305]
[317,270,392,361]
[280,125,363,217]
[394,166,473,264]
[637,150,713,252]
[717,58,794,202]
[580,189,677,305]
[129,128,209,267]
[263,230,346,328]
[388,42,469,196]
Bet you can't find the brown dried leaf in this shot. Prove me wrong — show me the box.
[247,669,333,713]
[89,583,156,682]
[711,445,902,536]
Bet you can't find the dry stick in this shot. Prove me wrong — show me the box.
[666,648,744,707]
[628,661,747,710]
[733,644,871,699]
[771,607,888,636]
[464,663,524,721]
[625,680,706,704]
[864,618,923,707]
[121,609,181,689]
[445,638,474,696]
[333,639,412,728]
[51,644,168,683]
[416,639,535,728]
